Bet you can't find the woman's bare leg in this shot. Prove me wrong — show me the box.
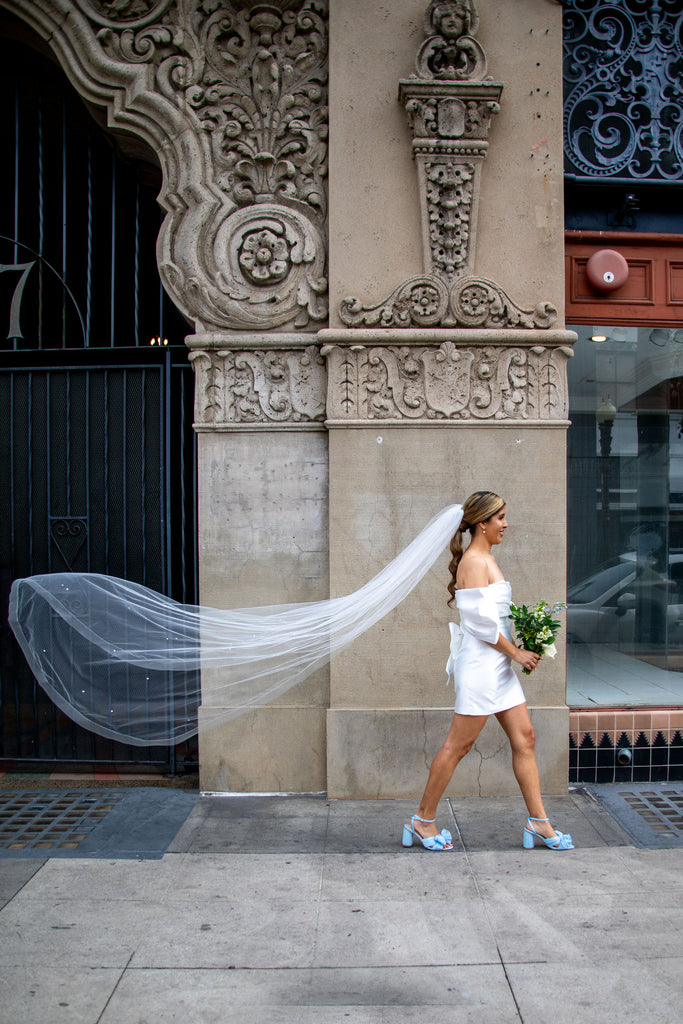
[414,713,488,838]
[495,703,557,839]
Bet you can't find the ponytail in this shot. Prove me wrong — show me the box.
[447,522,467,606]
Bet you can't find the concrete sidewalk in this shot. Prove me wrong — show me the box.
[1,788,682,1023]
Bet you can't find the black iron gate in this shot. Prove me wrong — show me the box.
[0,25,198,770]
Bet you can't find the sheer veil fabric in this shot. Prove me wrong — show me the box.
[8,504,464,745]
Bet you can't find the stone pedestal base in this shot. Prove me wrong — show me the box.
[326,706,569,799]
[198,705,327,794]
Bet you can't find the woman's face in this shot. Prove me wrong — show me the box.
[485,506,507,545]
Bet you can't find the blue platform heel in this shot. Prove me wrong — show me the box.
[402,814,453,851]
[523,816,574,850]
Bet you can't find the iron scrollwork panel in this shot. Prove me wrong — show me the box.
[563,0,683,183]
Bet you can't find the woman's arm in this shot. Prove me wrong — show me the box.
[490,633,539,672]
[458,556,538,670]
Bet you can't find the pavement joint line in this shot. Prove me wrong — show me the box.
[107,960,551,971]
[95,951,134,1024]
[153,960,548,968]
[447,797,525,1022]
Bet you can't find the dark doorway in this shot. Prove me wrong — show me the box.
[0,30,198,771]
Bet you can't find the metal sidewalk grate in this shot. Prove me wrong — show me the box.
[0,790,124,851]
[619,787,683,838]
[586,783,683,848]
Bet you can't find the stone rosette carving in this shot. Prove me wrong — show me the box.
[340,276,557,331]
[321,335,575,424]
[8,0,329,332]
[342,0,555,329]
[188,337,326,428]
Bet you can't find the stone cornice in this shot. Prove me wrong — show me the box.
[319,328,577,347]
[187,327,576,430]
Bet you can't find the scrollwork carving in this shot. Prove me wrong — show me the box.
[185,1,328,219]
[74,0,173,30]
[323,340,571,424]
[339,276,558,331]
[14,0,329,331]
[190,343,326,427]
[563,0,683,182]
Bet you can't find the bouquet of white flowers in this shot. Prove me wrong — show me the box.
[509,600,566,675]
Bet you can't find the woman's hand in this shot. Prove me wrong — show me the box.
[490,634,540,672]
[512,647,540,672]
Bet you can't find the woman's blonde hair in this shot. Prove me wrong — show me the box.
[447,491,505,605]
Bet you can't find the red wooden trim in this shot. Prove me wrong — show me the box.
[566,230,683,244]
[565,235,683,325]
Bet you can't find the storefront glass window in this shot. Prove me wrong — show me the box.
[567,324,683,706]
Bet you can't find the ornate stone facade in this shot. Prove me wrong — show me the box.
[188,335,326,429]
[321,330,575,426]
[5,0,573,798]
[5,0,329,332]
[340,0,556,328]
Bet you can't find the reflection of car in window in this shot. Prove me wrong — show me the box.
[567,555,683,647]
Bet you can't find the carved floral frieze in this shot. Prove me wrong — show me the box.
[322,338,574,424]
[9,0,329,331]
[189,341,326,428]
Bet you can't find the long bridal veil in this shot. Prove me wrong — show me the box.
[8,504,463,746]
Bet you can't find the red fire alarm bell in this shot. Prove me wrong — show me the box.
[586,249,629,293]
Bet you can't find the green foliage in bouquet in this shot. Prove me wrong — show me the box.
[509,600,566,675]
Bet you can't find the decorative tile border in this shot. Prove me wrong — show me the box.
[570,709,683,783]
[570,709,683,747]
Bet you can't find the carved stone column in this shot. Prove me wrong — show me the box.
[188,331,329,793]
[325,0,573,799]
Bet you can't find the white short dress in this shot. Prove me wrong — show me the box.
[445,580,526,716]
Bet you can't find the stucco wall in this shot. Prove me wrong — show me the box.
[197,429,330,793]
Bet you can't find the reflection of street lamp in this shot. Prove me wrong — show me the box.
[597,398,616,457]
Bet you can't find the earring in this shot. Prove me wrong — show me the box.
[481,526,486,534]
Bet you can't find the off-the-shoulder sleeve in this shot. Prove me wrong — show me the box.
[456,589,501,644]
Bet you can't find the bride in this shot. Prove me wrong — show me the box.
[9,489,574,850]
[402,491,574,853]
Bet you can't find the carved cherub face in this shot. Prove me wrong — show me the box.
[432,1,472,41]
